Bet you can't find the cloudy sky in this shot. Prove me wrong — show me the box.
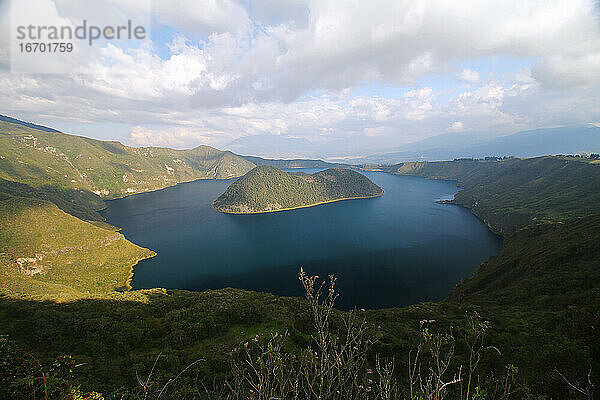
[1,0,599,159]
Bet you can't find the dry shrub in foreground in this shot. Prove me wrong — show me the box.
[212,269,523,400]
[136,270,558,399]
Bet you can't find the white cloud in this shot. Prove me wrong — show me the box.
[1,0,599,156]
[129,126,226,148]
[459,69,480,84]
[151,0,251,36]
[449,121,465,132]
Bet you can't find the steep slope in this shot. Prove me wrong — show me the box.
[0,120,255,205]
[441,214,600,393]
[0,119,257,300]
[448,214,600,307]
[0,177,105,222]
[0,114,62,132]
[0,196,155,300]
[385,156,600,235]
[213,166,383,213]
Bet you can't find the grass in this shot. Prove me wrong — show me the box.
[0,119,598,397]
[0,120,255,213]
[0,195,154,300]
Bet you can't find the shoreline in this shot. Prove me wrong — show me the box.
[213,191,384,215]
[123,249,157,291]
[101,175,240,204]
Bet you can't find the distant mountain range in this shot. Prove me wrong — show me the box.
[352,125,600,163]
[240,155,351,169]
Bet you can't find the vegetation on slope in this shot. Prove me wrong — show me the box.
[449,214,600,308]
[385,156,600,235]
[0,116,598,398]
[0,121,255,220]
[0,195,154,300]
[2,224,598,399]
[439,214,600,396]
[213,165,384,213]
[0,177,105,222]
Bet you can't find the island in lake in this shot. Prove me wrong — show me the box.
[212,165,384,214]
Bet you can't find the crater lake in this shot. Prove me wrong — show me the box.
[101,170,502,310]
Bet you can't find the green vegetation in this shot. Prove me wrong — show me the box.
[0,196,154,300]
[0,119,254,301]
[213,165,384,213]
[450,213,600,308]
[0,117,599,398]
[0,120,255,220]
[384,156,600,235]
[0,177,106,222]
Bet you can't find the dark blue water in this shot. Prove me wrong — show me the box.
[101,170,502,309]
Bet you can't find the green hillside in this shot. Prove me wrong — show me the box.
[212,165,384,213]
[0,121,255,220]
[437,214,600,394]
[384,156,600,235]
[0,196,155,301]
[1,215,598,397]
[0,120,255,301]
[449,214,600,307]
[0,117,599,398]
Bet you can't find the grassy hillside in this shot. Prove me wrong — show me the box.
[385,156,600,235]
[213,165,383,213]
[437,214,600,395]
[1,214,598,397]
[0,121,255,220]
[0,177,106,222]
[449,214,600,308]
[0,196,155,301]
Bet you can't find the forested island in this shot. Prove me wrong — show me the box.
[212,165,384,214]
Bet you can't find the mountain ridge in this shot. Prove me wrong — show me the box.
[355,125,600,163]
